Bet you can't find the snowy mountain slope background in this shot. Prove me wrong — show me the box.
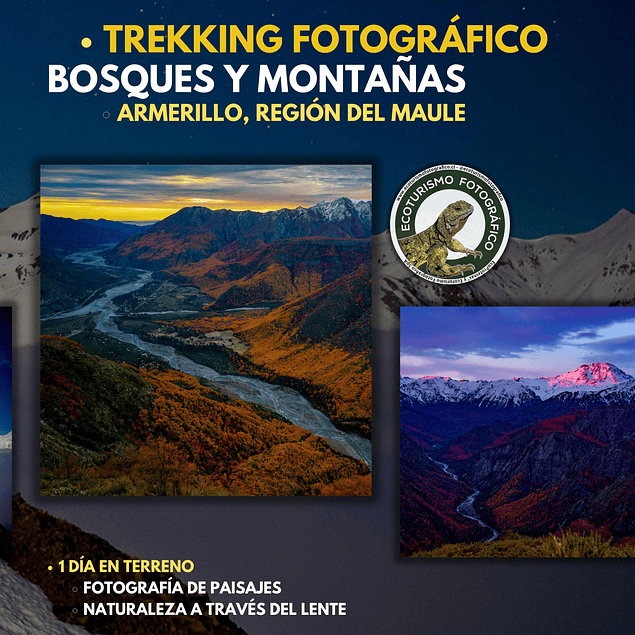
[0,431,12,449]
[0,193,91,633]
[375,209,635,331]
[1,496,247,635]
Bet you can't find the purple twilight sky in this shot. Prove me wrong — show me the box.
[400,307,635,381]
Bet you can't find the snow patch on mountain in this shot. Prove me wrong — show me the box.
[0,432,11,450]
[354,200,372,222]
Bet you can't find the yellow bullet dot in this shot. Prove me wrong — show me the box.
[81,38,92,48]
[48,565,53,570]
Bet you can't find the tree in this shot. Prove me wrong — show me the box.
[132,437,198,496]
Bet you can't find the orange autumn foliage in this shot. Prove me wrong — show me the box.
[488,485,562,533]
[132,367,370,495]
[40,337,370,497]
[172,266,372,428]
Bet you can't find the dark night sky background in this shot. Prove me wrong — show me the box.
[3,1,635,635]
[2,0,634,238]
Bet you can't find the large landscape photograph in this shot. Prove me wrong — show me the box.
[40,164,372,496]
[401,306,635,556]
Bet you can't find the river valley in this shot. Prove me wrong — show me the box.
[45,249,372,467]
[429,456,498,542]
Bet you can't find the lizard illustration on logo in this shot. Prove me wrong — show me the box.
[397,200,482,277]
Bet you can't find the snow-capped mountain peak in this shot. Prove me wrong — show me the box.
[541,362,632,388]
[311,197,357,221]
[401,376,539,408]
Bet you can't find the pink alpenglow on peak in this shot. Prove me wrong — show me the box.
[541,363,632,388]
[420,375,453,380]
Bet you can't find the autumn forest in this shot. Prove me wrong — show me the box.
[40,181,372,497]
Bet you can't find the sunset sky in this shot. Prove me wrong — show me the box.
[401,307,635,381]
[40,165,372,221]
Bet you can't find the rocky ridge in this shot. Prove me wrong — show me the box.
[112,197,371,271]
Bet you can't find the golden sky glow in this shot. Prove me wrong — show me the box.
[40,196,303,221]
[40,165,372,221]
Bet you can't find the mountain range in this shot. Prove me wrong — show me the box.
[40,214,150,256]
[401,362,635,554]
[40,194,373,495]
[41,198,372,315]
[401,363,634,407]
[109,197,371,271]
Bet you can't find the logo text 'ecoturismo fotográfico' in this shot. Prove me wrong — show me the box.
[390,164,510,284]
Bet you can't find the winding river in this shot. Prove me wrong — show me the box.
[45,249,372,467]
[429,456,498,542]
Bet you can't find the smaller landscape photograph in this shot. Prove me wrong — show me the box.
[401,306,635,557]
[0,307,12,530]
[40,165,371,497]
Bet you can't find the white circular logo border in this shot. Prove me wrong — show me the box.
[389,164,510,285]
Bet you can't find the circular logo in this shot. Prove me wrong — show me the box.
[389,164,510,284]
